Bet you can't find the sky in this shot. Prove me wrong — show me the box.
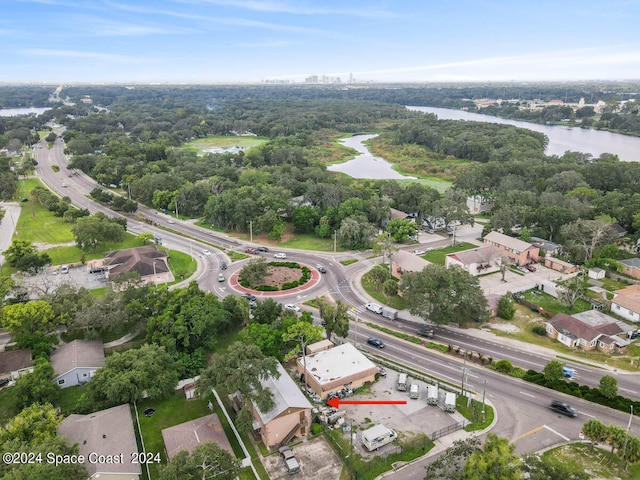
[1,0,640,84]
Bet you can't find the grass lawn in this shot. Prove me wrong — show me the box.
[161,248,197,284]
[340,259,358,266]
[43,233,149,265]
[456,396,494,432]
[361,270,406,310]
[543,442,640,479]
[422,242,476,265]
[137,392,216,480]
[182,135,268,152]
[13,178,76,244]
[520,289,592,315]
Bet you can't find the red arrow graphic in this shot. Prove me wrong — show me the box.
[326,397,406,409]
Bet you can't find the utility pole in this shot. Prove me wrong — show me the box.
[299,334,308,393]
[249,220,253,243]
[481,379,487,424]
[619,405,634,475]
[461,354,468,396]
[334,230,337,253]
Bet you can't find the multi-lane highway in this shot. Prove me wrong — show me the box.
[32,136,640,467]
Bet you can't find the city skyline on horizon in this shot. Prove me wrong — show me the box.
[2,0,640,84]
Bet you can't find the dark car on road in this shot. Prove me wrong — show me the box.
[418,327,434,338]
[220,262,227,270]
[367,337,385,348]
[257,247,269,252]
[316,265,327,273]
[241,293,256,301]
[550,400,577,417]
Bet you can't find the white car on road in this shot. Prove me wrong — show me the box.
[274,253,287,259]
[284,304,300,312]
[202,249,212,256]
[412,249,426,255]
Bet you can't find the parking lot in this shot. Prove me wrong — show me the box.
[18,263,108,298]
[334,367,465,455]
[478,263,566,297]
[262,436,342,480]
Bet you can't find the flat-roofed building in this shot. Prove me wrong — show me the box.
[297,343,379,400]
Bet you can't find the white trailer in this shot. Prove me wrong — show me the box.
[396,373,408,391]
[381,307,398,320]
[444,392,456,412]
[409,384,419,399]
[427,385,439,405]
[361,424,398,451]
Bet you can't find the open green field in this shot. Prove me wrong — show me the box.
[183,135,268,152]
[13,178,76,244]
[543,443,640,479]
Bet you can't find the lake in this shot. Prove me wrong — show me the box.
[327,134,416,180]
[407,106,640,162]
[0,107,50,117]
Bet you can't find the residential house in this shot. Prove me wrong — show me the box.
[545,313,629,353]
[381,208,415,228]
[50,340,105,388]
[57,404,141,479]
[530,237,562,256]
[390,250,430,279]
[483,231,539,266]
[573,310,635,339]
[611,224,628,240]
[466,195,493,214]
[445,246,501,276]
[0,349,33,381]
[100,245,174,285]
[611,284,640,322]
[297,343,379,400]
[619,258,640,280]
[249,362,312,449]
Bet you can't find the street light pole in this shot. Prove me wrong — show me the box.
[249,220,253,243]
[334,230,337,253]
[481,379,487,424]
[619,405,634,475]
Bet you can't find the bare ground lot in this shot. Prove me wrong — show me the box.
[261,436,342,480]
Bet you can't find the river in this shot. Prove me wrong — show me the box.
[327,134,416,180]
[0,107,50,117]
[407,106,640,162]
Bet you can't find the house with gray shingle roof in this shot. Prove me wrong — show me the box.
[50,340,105,388]
[445,246,501,276]
[0,349,33,381]
[546,313,628,353]
[619,258,640,280]
[57,404,141,479]
[102,245,174,285]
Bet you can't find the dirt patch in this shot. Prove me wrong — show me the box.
[262,266,303,288]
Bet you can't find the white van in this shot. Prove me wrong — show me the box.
[365,302,383,314]
[60,265,69,274]
[409,384,419,399]
[427,385,439,405]
[444,392,456,413]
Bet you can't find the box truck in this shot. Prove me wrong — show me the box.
[444,392,456,412]
[396,373,408,391]
[427,385,439,405]
[381,307,398,320]
[361,424,398,451]
[409,383,419,399]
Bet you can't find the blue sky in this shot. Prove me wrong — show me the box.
[2,0,640,83]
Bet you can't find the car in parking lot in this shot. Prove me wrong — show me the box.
[550,400,577,417]
[524,264,536,272]
[218,273,225,282]
[412,249,426,255]
[517,266,529,274]
[202,249,212,256]
[284,304,300,312]
[279,446,300,475]
[274,253,287,259]
[367,337,385,348]
[89,267,105,274]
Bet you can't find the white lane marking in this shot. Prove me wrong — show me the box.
[578,411,595,418]
[620,388,638,394]
[519,392,535,398]
[544,425,570,442]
